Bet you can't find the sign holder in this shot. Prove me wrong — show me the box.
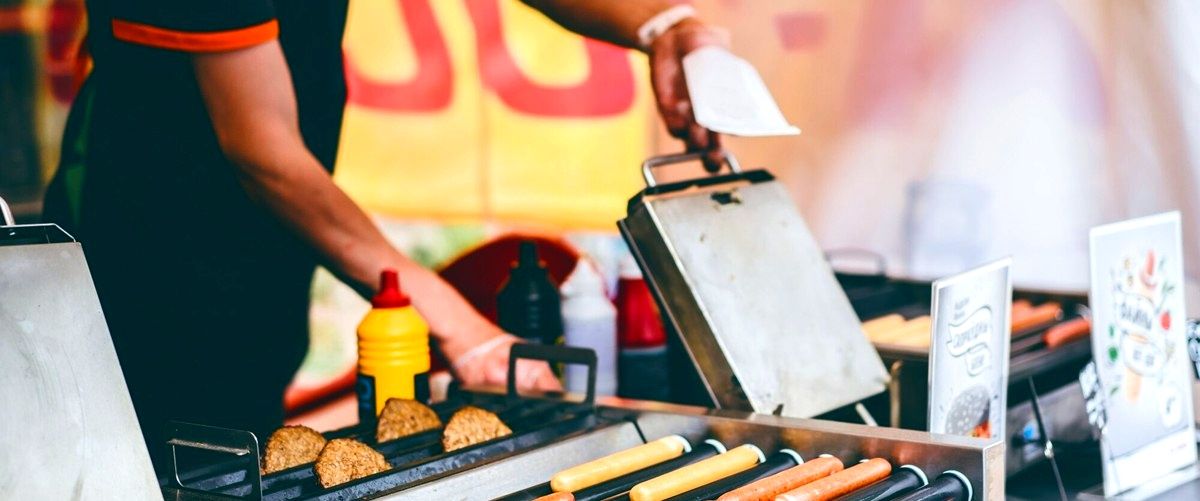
[1084,212,1198,498]
[927,257,1013,442]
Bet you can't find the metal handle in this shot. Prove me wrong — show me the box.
[641,152,742,188]
[0,195,14,226]
[165,421,263,500]
[824,248,889,277]
[507,343,597,406]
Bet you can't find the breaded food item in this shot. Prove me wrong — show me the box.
[441,406,512,452]
[262,425,327,474]
[314,438,390,488]
[376,398,442,443]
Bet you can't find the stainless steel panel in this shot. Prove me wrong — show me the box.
[0,240,161,500]
[621,157,889,417]
[382,421,645,500]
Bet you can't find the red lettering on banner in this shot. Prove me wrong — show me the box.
[344,0,453,112]
[465,0,635,117]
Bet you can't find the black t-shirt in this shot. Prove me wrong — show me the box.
[56,0,349,336]
[43,0,350,469]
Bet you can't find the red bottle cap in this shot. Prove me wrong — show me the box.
[372,269,411,308]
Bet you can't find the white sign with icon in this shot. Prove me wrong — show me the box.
[1089,211,1197,496]
[928,258,1013,442]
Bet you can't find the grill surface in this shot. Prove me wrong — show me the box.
[165,391,607,501]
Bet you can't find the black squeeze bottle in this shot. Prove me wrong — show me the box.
[497,241,563,345]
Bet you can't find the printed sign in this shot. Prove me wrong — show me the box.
[1089,212,1197,496]
[928,258,1013,441]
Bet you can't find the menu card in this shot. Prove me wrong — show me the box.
[1089,212,1197,496]
[928,258,1013,441]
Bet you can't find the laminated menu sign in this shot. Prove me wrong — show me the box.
[1089,212,1197,496]
[928,258,1012,442]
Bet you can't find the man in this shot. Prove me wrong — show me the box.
[43,0,723,472]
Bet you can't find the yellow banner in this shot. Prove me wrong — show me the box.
[336,0,652,230]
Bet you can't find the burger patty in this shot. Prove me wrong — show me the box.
[314,438,391,488]
[441,406,512,452]
[262,425,327,474]
[377,398,442,443]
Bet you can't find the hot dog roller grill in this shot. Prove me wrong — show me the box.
[0,178,1006,501]
[154,355,1003,500]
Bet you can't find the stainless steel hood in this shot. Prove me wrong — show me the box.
[619,153,890,418]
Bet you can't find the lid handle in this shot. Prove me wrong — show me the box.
[507,343,597,406]
[641,151,742,188]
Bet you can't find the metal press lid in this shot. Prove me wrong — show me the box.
[620,153,889,417]
[0,206,160,499]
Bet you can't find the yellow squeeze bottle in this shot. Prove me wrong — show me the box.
[356,269,431,421]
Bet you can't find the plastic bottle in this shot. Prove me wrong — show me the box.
[615,255,669,401]
[561,258,618,396]
[356,269,431,422]
[496,241,563,345]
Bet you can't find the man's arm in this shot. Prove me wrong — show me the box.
[522,0,728,167]
[192,41,557,390]
[519,0,669,49]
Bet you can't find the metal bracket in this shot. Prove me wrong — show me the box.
[507,343,597,406]
[165,421,263,500]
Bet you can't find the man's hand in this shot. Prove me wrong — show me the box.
[648,19,729,170]
[450,333,562,392]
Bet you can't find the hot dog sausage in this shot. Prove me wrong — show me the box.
[886,317,933,347]
[629,444,764,501]
[534,493,575,501]
[874,317,931,345]
[551,435,691,492]
[668,450,803,501]
[775,458,892,501]
[1043,317,1090,349]
[862,314,906,342]
[1011,299,1033,319]
[1011,302,1062,332]
[717,456,843,501]
[573,440,725,501]
[831,464,927,501]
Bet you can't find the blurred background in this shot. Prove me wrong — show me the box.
[3,0,1199,416]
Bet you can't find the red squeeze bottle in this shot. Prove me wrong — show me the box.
[616,256,669,400]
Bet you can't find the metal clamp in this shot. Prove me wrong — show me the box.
[0,195,15,226]
[165,421,263,500]
[641,151,742,188]
[507,343,597,406]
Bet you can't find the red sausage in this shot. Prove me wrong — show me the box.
[774,458,892,501]
[717,456,844,501]
[1043,317,1091,348]
[1012,302,1062,332]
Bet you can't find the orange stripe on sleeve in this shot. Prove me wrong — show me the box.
[111,18,278,53]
